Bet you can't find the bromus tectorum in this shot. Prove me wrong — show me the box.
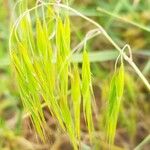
[9,0,150,149]
[105,56,124,147]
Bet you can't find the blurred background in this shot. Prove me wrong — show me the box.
[0,0,150,149]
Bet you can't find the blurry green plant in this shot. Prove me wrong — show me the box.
[9,0,150,149]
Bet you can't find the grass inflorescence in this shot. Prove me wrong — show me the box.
[10,1,95,149]
[9,0,150,149]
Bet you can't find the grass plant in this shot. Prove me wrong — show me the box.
[9,0,150,149]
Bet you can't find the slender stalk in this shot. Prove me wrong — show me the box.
[97,7,150,33]
[134,135,150,150]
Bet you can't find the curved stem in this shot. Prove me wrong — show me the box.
[9,2,150,91]
[134,135,150,150]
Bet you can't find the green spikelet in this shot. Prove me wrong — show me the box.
[82,49,94,142]
[71,64,81,140]
[106,61,124,147]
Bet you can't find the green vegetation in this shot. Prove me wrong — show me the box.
[0,0,150,150]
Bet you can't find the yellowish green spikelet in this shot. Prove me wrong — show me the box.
[11,45,46,141]
[71,64,81,140]
[35,15,65,130]
[105,61,124,146]
[19,3,35,55]
[56,16,77,149]
[82,48,94,142]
